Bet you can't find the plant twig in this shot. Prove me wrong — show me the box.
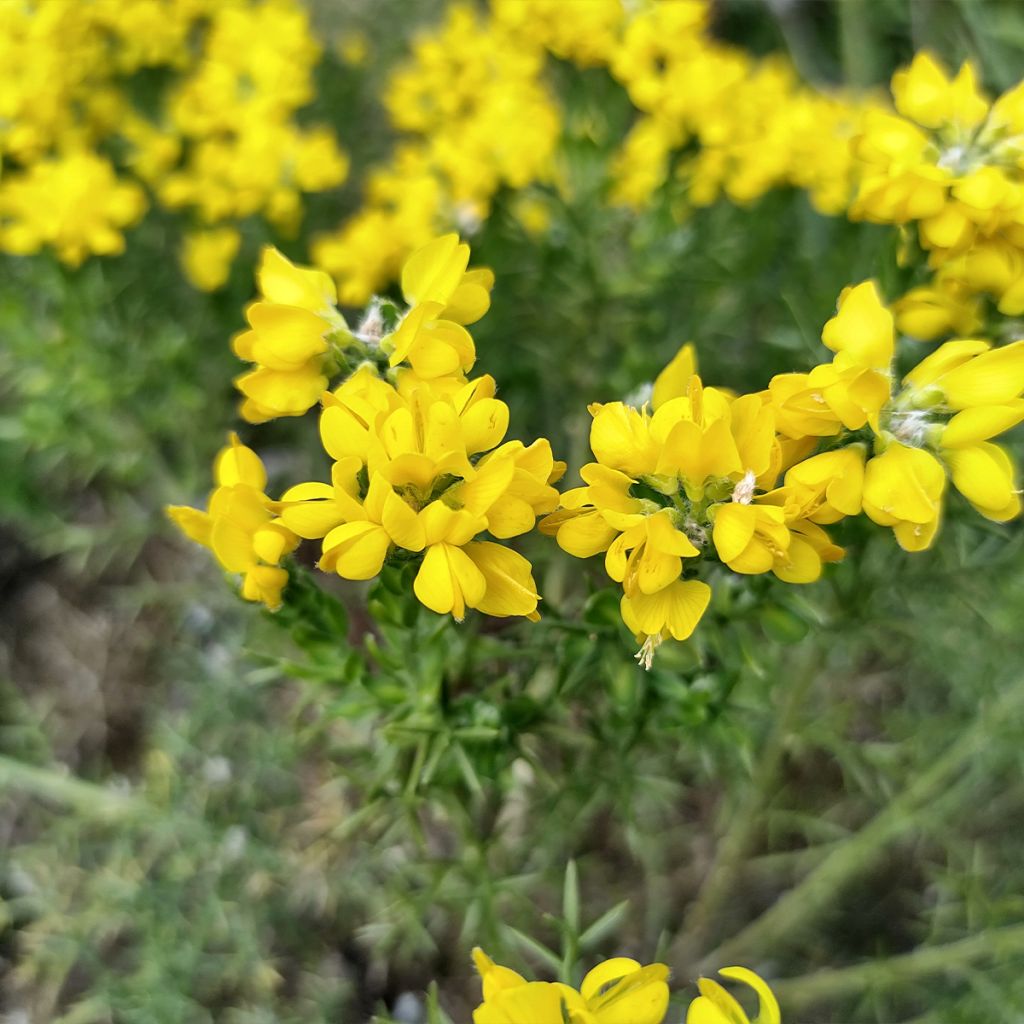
[0,754,147,820]
[668,654,819,967]
[772,924,1024,1011]
[699,684,1024,970]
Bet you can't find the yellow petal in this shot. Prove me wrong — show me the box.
[472,948,527,1001]
[863,444,946,525]
[554,509,618,557]
[466,542,540,619]
[276,496,346,540]
[772,534,822,583]
[401,234,468,306]
[942,401,1024,447]
[473,981,579,1024]
[445,267,494,325]
[685,994,732,1024]
[240,565,289,610]
[251,523,296,564]
[695,977,749,1023]
[585,962,670,1024]
[719,967,780,1024]
[712,504,756,563]
[456,456,516,518]
[257,246,336,311]
[166,505,213,548]
[382,490,426,551]
[652,342,697,410]
[211,518,256,574]
[215,433,267,489]
[462,398,510,455]
[235,365,326,419]
[590,403,658,476]
[945,442,1019,520]
[621,579,711,641]
[414,542,486,620]
[903,338,991,389]
[321,522,389,579]
[407,320,476,378]
[938,341,1024,409]
[821,281,894,370]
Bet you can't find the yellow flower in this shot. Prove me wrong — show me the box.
[893,277,984,341]
[862,441,946,551]
[0,151,145,266]
[891,52,989,132]
[686,967,780,1024]
[545,369,816,664]
[232,246,348,423]
[621,579,713,668]
[850,50,1024,311]
[181,226,241,292]
[712,503,791,575]
[267,237,559,622]
[472,948,669,1024]
[384,233,494,380]
[166,434,297,610]
[769,447,865,524]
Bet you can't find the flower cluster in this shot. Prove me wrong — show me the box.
[173,235,562,621]
[853,53,1024,333]
[472,948,779,1024]
[546,281,1024,666]
[315,0,887,309]
[0,0,346,287]
[167,433,297,611]
[313,4,561,306]
[606,1,876,215]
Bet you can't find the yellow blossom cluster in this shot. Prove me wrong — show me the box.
[852,52,1024,337]
[172,235,563,622]
[167,433,298,611]
[0,0,346,287]
[313,4,561,306]
[316,0,885,308]
[472,948,779,1024]
[546,281,1024,666]
[605,1,876,214]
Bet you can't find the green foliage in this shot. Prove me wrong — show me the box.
[3,2,1024,1023]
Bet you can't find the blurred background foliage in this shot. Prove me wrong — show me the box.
[2,1,1024,1022]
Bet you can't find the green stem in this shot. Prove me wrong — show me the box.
[0,754,147,820]
[667,654,818,966]
[699,684,1024,970]
[772,924,1024,1011]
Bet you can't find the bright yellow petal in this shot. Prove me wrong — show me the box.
[401,234,468,306]
[472,948,527,1001]
[257,246,336,311]
[555,510,618,558]
[414,543,486,620]
[712,504,756,564]
[942,401,1024,447]
[215,433,267,489]
[945,442,1019,520]
[903,339,990,389]
[652,342,697,410]
[939,341,1024,409]
[211,518,256,574]
[821,281,894,370]
[466,542,540,619]
[321,522,390,579]
[382,490,426,551]
[584,962,669,1024]
[719,967,781,1024]
[685,994,731,1024]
